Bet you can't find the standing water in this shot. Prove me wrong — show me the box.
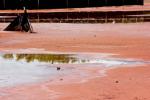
[0,53,146,87]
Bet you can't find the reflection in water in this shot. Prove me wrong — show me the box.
[0,53,146,87]
[3,54,81,64]
[1,53,95,87]
[2,54,142,66]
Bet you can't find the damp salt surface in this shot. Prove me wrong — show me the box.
[0,53,147,87]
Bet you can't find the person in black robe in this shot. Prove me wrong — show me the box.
[4,7,34,33]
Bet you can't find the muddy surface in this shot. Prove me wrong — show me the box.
[0,23,150,100]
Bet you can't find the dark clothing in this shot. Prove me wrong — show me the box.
[4,15,22,31]
[4,9,33,33]
[21,10,30,32]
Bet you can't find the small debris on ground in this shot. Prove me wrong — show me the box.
[60,78,63,81]
[57,67,61,71]
[115,80,119,83]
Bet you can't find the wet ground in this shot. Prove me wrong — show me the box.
[0,23,150,100]
[0,53,148,87]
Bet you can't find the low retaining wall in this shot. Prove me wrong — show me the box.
[0,10,149,23]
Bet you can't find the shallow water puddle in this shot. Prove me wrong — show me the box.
[0,53,146,87]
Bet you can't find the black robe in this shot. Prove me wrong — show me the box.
[4,10,33,33]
